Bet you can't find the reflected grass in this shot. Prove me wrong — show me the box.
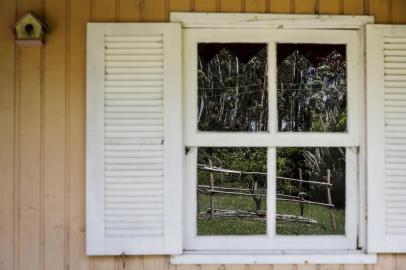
[197,193,344,235]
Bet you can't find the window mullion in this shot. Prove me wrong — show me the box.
[267,147,277,238]
[268,40,278,135]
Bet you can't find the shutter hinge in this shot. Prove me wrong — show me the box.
[349,147,359,154]
[120,252,126,269]
[185,146,191,155]
[356,236,362,250]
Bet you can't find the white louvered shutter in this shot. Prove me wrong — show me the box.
[367,25,406,252]
[86,23,182,255]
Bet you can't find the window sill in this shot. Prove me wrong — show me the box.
[171,251,377,265]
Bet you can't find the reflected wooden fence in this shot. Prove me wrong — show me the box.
[197,162,337,231]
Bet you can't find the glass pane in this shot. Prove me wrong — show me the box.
[197,147,267,235]
[197,43,268,132]
[276,147,345,235]
[277,44,347,132]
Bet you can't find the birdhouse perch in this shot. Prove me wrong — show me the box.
[11,11,50,46]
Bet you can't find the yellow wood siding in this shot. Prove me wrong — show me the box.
[0,0,405,269]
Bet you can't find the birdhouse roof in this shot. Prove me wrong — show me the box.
[11,11,50,32]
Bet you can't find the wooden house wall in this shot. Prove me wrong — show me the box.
[0,0,406,269]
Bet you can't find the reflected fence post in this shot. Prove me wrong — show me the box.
[326,169,337,232]
[209,159,215,218]
[298,168,304,217]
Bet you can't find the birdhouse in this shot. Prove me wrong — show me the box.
[11,11,50,46]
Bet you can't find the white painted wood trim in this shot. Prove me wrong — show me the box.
[366,24,386,253]
[345,147,359,249]
[171,251,377,264]
[162,23,183,254]
[366,24,406,253]
[86,23,106,254]
[356,25,367,251]
[171,12,374,29]
[86,22,183,255]
[267,148,276,238]
[183,147,197,247]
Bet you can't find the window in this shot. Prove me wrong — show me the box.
[86,14,406,263]
[184,28,359,251]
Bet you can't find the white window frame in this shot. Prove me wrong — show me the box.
[171,12,377,264]
[183,27,358,251]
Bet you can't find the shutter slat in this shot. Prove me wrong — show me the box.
[105,119,164,126]
[385,75,406,81]
[105,106,163,113]
[105,112,163,119]
[385,69,406,75]
[105,223,163,230]
[105,99,163,106]
[105,87,163,94]
[105,35,163,42]
[106,80,163,87]
[106,67,164,74]
[385,87,406,94]
[105,229,163,237]
[105,151,163,157]
[385,56,406,62]
[106,42,163,49]
[105,216,163,223]
[386,138,406,144]
[106,74,163,81]
[385,106,406,112]
[385,81,406,87]
[106,49,163,55]
[106,189,164,197]
[106,55,163,61]
[105,125,164,131]
[105,131,164,138]
[105,177,163,184]
[104,170,164,176]
[106,183,163,189]
[106,61,163,68]
[384,50,406,56]
[105,138,163,145]
[384,37,406,43]
[105,144,163,151]
[384,93,406,100]
[105,94,163,101]
[105,197,163,203]
[106,164,164,171]
[384,44,406,50]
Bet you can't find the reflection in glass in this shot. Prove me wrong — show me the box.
[197,147,267,235]
[276,147,346,235]
[197,43,268,132]
[277,44,347,132]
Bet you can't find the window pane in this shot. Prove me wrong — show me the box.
[276,147,345,235]
[198,43,268,132]
[197,147,267,235]
[277,44,347,132]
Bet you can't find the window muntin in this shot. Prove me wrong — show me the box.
[184,28,359,251]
